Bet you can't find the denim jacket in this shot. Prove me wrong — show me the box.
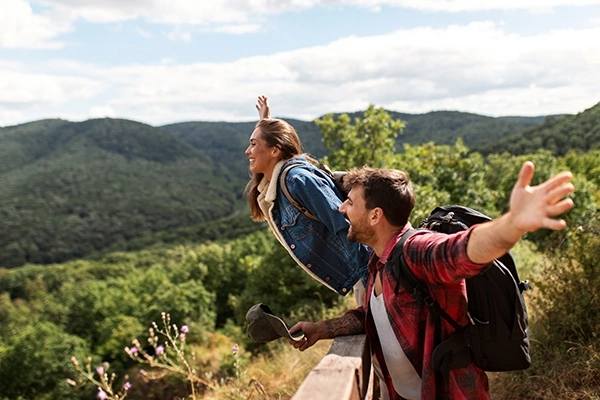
[258,155,370,295]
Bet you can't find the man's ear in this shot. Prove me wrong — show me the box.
[369,207,384,226]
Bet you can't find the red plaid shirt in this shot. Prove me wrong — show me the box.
[349,224,490,400]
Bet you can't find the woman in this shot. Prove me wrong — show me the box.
[244,96,369,297]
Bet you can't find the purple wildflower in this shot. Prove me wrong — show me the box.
[96,366,104,376]
[180,325,189,334]
[232,344,239,355]
[123,382,132,391]
[155,345,165,356]
[97,388,108,400]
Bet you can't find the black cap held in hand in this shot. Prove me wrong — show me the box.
[245,303,304,344]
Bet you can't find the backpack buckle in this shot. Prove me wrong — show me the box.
[424,295,435,307]
[442,212,455,222]
[519,280,531,292]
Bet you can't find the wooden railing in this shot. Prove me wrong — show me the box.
[292,334,374,400]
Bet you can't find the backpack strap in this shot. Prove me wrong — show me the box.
[278,162,318,221]
[386,229,463,332]
[388,229,471,377]
[278,158,346,221]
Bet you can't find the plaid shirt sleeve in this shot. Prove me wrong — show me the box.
[403,225,489,284]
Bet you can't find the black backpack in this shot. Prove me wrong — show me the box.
[387,205,531,373]
[278,157,346,221]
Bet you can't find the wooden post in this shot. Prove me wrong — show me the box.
[292,334,371,400]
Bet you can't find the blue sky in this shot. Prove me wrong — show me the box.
[1,1,600,126]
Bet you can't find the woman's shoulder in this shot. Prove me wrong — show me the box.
[282,156,316,178]
[282,157,323,182]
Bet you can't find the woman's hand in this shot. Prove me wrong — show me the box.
[256,95,271,120]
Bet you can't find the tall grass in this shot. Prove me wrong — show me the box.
[205,340,332,400]
[491,220,600,399]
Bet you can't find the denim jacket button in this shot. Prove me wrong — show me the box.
[290,244,296,250]
[341,287,347,293]
[280,226,285,231]
[306,264,312,269]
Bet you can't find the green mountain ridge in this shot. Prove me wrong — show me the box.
[481,102,600,154]
[390,111,548,151]
[0,118,242,267]
[1,103,598,268]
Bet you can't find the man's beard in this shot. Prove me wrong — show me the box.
[347,220,375,244]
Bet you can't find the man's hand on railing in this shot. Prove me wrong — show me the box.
[289,311,365,352]
[289,321,325,351]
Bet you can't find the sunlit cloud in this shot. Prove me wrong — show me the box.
[2,21,598,126]
[343,0,600,12]
[0,0,70,48]
[4,0,600,49]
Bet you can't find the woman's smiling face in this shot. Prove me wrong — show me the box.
[245,127,280,176]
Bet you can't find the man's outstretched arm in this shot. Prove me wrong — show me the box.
[467,161,575,264]
[288,309,365,351]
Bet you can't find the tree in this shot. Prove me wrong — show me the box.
[393,140,496,223]
[316,105,405,170]
[0,321,88,399]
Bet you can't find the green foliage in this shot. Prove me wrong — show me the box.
[4,104,596,268]
[0,321,88,399]
[231,237,340,333]
[562,149,600,187]
[533,214,599,345]
[316,105,405,170]
[0,118,243,268]
[0,228,344,399]
[1,103,599,399]
[393,140,496,223]
[96,316,144,363]
[492,207,600,400]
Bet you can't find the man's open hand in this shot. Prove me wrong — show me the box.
[508,161,575,233]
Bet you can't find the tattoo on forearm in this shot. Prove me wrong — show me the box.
[324,312,364,338]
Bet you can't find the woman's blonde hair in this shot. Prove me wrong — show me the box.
[245,118,303,221]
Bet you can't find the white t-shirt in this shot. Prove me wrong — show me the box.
[370,289,422,400]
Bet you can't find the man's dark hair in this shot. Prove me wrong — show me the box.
[344,167,415,227]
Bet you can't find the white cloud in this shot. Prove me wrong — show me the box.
[36,0,268,25]
[0,68,102,106]
[33,0,600,25]
[4,0,600,49]
[214,24,262,34]
[166,29,192,42]
[0,0,70,48]
[2,22,599,126]
[341,0,600,12]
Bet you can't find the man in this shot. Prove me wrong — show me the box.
[289,162,575,400]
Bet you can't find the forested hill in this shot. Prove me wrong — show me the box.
[160,111,545,182]
[479,102,600,155]
[0,118,247,267]
[390,111,547,151]
[2,104,598,268]
[160,118,328,179]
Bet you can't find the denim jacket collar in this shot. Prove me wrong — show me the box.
[261,159,286,203]
[257,159,286,219]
